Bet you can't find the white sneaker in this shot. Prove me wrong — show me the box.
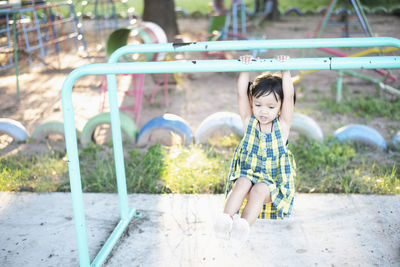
[214,213,233,240]
[228,215,250,252]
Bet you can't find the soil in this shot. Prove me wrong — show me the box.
[1,14,400,156]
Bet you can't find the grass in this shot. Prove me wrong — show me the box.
[1,134,399,194]
[317,83,400,120]
[0,150,68,192]
[291,136,400,194]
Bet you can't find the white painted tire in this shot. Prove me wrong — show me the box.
[334,124,387,150]
[291,113,324,142]
[141,21,167,61]
[137,114,193,147]
[195,112,244,144]
[0,118,29,142]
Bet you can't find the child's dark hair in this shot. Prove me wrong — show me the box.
[247,73,296,104]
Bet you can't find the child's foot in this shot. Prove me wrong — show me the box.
[214,213,233,240]
[228,215,250,252]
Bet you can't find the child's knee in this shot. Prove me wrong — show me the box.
[232,177,252,193]
[250,183,271,202]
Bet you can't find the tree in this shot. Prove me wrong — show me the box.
[254,0,280,21]
[142,0,179,42]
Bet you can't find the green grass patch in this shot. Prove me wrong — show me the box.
[0,151,68,192]
[161,143,230,193]
[319,92,400,120]
[1,136,399,194]
[291,136,400,194]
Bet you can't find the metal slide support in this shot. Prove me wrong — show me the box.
[62,38,400,266]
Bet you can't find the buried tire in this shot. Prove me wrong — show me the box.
[291,113,324,142]
[31,121,80,142]
[0,118,29,142]
[195,112,243,144]
[80,112,138,147]
[137,114,193,147]
[391,131,400,150]
[334,124,387,150]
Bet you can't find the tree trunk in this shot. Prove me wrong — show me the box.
[142,0,179,42]
[255,0,280,21]
[212,0,227,15]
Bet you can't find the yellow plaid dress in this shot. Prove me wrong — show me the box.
[227,115,296,219]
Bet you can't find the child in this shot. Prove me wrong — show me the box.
[214,55,296,251]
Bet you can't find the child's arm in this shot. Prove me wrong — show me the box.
[277,55,295,141]
[237,55,253,128]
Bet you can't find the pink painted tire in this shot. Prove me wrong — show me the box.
[141,21,168,61]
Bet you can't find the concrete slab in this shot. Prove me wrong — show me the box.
[0,193,399,266]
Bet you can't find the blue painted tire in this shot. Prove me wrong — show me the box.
[81,112,138,147]
[137,114,193,146]
[334,124,387,150]
[291,113,324,142]
[391,131,400,150]
[335,8,351,16]
[0,118,29,142]
[195,112,243,144]
[284,7,303,16]
[175,7,189,18]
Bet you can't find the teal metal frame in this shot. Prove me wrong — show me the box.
[61,37,400,266]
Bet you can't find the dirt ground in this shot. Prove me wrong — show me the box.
[1,14,400,155]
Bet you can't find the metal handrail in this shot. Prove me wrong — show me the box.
[62,37,400,267]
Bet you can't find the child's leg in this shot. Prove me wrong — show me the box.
[241,183,271,225]
[223,177,253,216]
[215,178,252,240]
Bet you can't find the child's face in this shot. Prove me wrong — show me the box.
[252,93,281,126]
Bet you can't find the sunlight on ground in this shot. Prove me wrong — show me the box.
[0,134,13,150]
[0,191,12,213]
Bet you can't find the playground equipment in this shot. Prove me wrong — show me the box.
[136,114,193,147]
[0,2,85,69]
[76,0,137,43]
[0,1,86,101]
[313,0,373,38]
[205,1,266,59]
[293,45,400,101]
[99,22,172,124]
[61,37,400,266]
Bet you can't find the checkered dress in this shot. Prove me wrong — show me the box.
[226,115,296,219]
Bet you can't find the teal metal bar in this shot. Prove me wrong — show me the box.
[108,37,400,62]
[12,12,20,102]
[62,38,400,266]
[91,207,138,266]
[336,70,343,102]
[341,70,400,96]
